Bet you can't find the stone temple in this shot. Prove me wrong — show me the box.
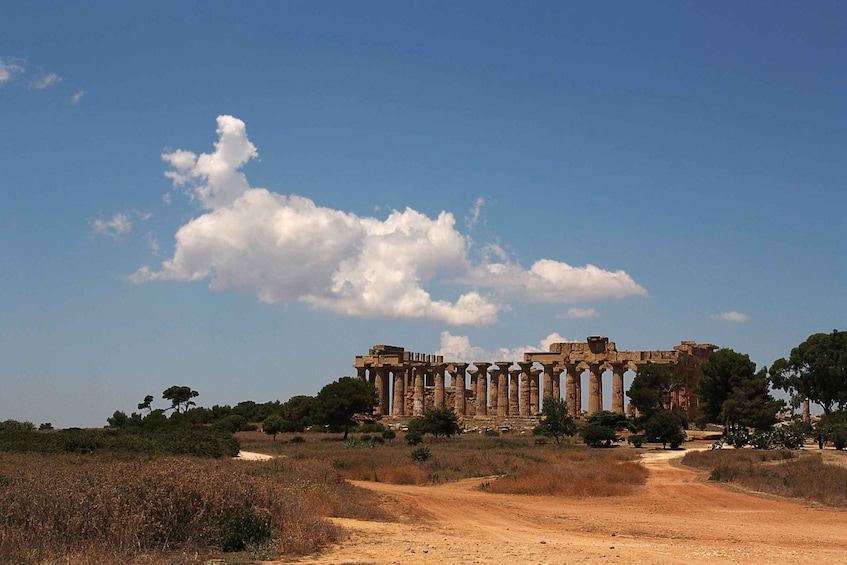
[354,336,717,422]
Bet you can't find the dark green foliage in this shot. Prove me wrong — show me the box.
[644,410,686,449]
[723,428,749,448]
[162,385,199,414]
[408,408,461,439]
[218,510,272,552]
[0,420,36,433]
[410,446,432,462]
[580,424,619,448]
[313,377,378,440]
[533,397,577,444]
[405,431,423,445]
[382,429,396,442]
[288,435,306,444]
[587,410,632,432]
[771,330,847,414]
[697,349,783,431]
[817,411,847,449]
[357,422,386,434]
[627,434,645,448]
[0,426,239,458]
[212,414,248,433]
[38,423,53,431]
[627,364,685,420]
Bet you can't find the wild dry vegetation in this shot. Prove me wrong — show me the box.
[0,429,650,565]
[682,449,847,507]
[0,452,384,565]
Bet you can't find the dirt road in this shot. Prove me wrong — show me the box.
[289,446,847,564]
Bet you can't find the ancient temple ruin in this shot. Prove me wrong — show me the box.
[353,336,717,421]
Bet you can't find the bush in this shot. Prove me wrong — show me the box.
[410,446,432,462]
[357,422,386,434]
[406,431,423,446]
[218,510,272,552]
[581,425,619,448]
[381,429,396,442]
[627,434,645,448]
[644,410,686,449]
[724,429,749,449]
[289,435,306,444]
[484,429,500,437]
[360,434,373,443]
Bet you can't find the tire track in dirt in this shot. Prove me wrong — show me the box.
[287,447,847,564]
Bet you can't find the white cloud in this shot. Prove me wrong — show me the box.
[30,72,61,90]
[435,331,572,362]
[162,193,172,205]
[709,311,751,323]
[466,259,648,303]
[465,197,485,230]
[70,90,85,104]
[558,307,599,319]
[130,115,647,326]
[0,57,25,84]
[92,213,133,237]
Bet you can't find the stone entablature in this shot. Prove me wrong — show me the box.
[354,337,717,421]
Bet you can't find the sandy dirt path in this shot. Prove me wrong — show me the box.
[284,447,847,564]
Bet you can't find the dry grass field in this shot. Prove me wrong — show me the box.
[5,430,847,565]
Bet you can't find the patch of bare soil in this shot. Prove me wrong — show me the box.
[277,441,847,564]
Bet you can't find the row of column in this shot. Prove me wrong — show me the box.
[357,361,634,418]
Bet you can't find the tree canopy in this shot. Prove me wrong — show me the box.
[771,330,847,414]
[162,386,199,414]
[534,397,577,444]
[313,377,377,439]
[627,364,684,419]
[408,408,462,439]
[697,349,783,431]
[644,410,686,449]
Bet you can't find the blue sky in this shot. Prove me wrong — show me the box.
[2,2,844,427]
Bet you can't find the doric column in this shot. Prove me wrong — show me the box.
[473,363,490,417]
[530,367,542,415]
[413,366,425,416]
[496,362,510,418]
[542,364,554,406]
[356,366,367,380]
[588,364,602,414]
[612,363,625,414]
[564,364,578,416]
[553,366,563,401]
[488,365,499,413]
[803,399,811,423]
[434,368,445,409]
[510,368,521,416]
[452,363,468,416]
[392,369,405,416]
[575,366,583,414]
[518,362,532,418]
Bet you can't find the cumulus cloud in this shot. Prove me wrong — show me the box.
[709,311,751,323]
[30,72,61,89]
[558,307,599,319]
[435,331,572,362]
[466,259,648,303]
[130,116,647,325]
[70,90,85,104]
[0,57,25,84]
[92,213,133,237]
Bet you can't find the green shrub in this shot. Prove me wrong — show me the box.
[484,429,500,437]
[382,429,396,442]
[581,424,618,448]
[410,446,432,462]
[288,435,306,444]
[627,434,645,448]
[406,431,423,445]
[218,510,272,552]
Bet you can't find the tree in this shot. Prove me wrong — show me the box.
[313,377,377,439]
[408,408,461,440]
[586,410,632,432]
[644,410,686,449]
[580,424,619,448]
[262,415,285,441]
[771,330,847,414]
[106,410,129,429]
[137,394,155,415]
[627,364,685,419]
[162,386,199,414]
[534,397,577,444]
[697,349,783,431]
